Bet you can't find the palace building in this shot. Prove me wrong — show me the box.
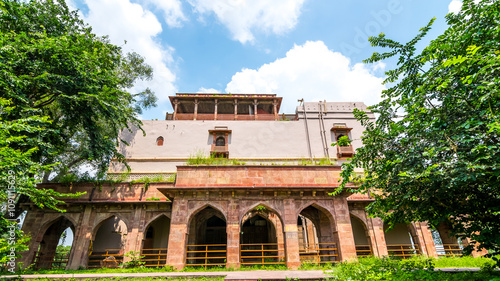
[19,93,466,270]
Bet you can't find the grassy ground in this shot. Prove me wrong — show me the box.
[327,257,500,281]
[2,256,498,276]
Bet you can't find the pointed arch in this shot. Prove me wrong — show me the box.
[240,202,284,227]
[92,214,129,239]
[143,214,171,233]
[187,202,227,226]
[38,215,77,240]
[295,201,333,220]
[297,203,339,262]
[34,216,76,270]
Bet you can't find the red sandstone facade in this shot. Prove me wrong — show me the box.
[19,94,469,270]
[20,166,455,270]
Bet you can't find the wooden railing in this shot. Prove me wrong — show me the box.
[355,245,373,257]
[31,251,69,270]
[436,244,463,257]
[185,244,226,269]
[212,146,228,152]
[298,243,339,264]
[387,245,420,259]
[240,243,285,265]
[141,248,167,267]
[87,249,123,268]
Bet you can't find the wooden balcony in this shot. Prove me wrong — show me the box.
[337,145,354,158]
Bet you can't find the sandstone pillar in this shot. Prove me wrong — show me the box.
[283,199,300,269]
[226,200,240,269]
[68,205,94,269]
[123,206,144,262]
[166,199,188,270]
[415,222,438,258]
[19,210,44,269]
[368,217,388,257]
[332,197,357,261]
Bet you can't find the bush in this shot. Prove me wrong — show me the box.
[328,257,500,281]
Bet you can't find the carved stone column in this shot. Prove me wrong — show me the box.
[273,99,278,121]
[173,99,179,120]
[214,99,218,120]
[193,99,199,120]
[234,99,238,120]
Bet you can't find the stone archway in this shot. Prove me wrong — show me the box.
[350,215,372,257]
[384,222,421,259]
[33,216,75,270]
[240,205,285,266]
[88,216,128,268]
[298,204,339,263]
[142,215,171,267]
[186,206,227,267]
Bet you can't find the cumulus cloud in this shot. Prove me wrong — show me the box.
[187,0,306,44]
[225,41,386,112]
[82,0,177,102]
[143,0,187,27]
[198,87,221,93]
[448,0,463,13]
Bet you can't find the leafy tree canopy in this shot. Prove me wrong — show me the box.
[0,0,157,183]
[0,0,157,261]
[340,0,500,258]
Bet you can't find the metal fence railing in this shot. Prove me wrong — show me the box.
[87,249,123,268]
[240,243,285,266]
[185,244,226,269]
[387,244,420,259]
[299,243,339,264]
[31,251,69,270]
[436,244,463,257]
[141,248,167,267]
[355,245,373,257]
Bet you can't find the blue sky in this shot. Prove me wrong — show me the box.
[69,0,464,120]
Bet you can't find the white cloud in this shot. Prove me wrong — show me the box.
[82,0,177,102]
[187,0,306,44]
[143,0,187,27]
[198,87,220,93]
[225,41,386,112]
[448,0,462,13]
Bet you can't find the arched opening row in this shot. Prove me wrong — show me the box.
[33,208,452,269]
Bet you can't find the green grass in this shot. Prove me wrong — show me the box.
[434,256,497,268]
[298,158,336,165]
[328,257,500,281]
[7,256,498,276]
[186,151,245,166]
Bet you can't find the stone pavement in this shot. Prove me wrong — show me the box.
[0,270,329,280]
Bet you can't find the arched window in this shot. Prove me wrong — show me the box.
[215,136,225,147]
[156,136,164,146]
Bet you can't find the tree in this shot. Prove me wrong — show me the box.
[339,0,500,259]
[0,0,157,265]
[0,0,157,182]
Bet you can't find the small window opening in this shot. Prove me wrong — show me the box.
[215,136,225,147]
[156,136,164,146]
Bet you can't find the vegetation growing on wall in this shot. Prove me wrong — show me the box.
[186,151,246,166]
